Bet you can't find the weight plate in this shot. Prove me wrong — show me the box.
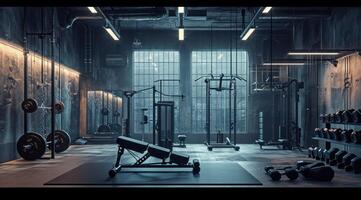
[21,98,38,113]
[17,132,46,160]
[47,130,71,153]
[101,108,109,115]
[113,111,121,117]
[54,101,65,114]
[109,123,122,133]
[97,124,112,132]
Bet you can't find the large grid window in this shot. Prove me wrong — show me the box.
[133,50,180,134]
[192,51,248,134]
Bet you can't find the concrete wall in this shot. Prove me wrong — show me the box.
[293,7,361,152]
[84,27,292,144]
[0,7,83,163]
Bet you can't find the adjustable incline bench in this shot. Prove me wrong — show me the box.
[109,136,201,177]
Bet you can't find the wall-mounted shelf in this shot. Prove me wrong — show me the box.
[321,121,361,126]
[312,137,361,148]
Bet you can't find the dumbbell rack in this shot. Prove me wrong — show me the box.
[313,121,361,150]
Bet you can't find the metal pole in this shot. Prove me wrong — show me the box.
[233,79,237,145]
[102,91,105,125]
[229,79,232,139]
[159,81,162,101]
[152,86,156,144]
[127,95,131,137]
[206,79,210,144]
[23,7,28,136]
[50,8,56,159]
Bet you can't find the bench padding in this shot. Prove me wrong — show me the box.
[117,136,149,153]
[170,152,190,165]
[147,144,171,159]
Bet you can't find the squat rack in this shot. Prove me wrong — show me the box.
[114,79,184,144]
[195,73,246,151]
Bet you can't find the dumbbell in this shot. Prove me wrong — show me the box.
[324,148,339,164]
[334,110,344,123]
[327,129,335,140]
[351,131,361,144]
[308,147,315,158]
[351,109,361,123]
[307,147,320,159]
[321,128,329,138]
[264,166,298,181]
[329,150,347,166]
[294,161,335,182]
[315,148,323,160]
[341,129,353,143]
[319,114,326,123]
[101,108,109,115]
[342,109,355,123]
[351,157,361,173]
[314,128,322,138]
[21,98,65,114]
[317,148,327,161]
[338,153,356,169]
[331,128,342,140]
[17,130,71,160]
[342,154,358,171]
[330,113,336,123]
[299,165,335,182]
[325,114,332,123]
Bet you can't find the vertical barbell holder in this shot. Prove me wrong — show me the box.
[50,8,56,159]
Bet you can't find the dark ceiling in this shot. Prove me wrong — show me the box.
[65,7,332,33]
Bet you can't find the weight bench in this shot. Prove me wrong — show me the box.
[255,139,291,150]
[109,136,200,177]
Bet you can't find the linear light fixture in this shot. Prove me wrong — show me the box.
[87,7,98,14]
[103,19,120,41]
[241,27,255,41]
[288,51,340,56]
[178,7,185,14]
[262,7,272,14]
[104,26,120,41]
[179,27,184,41]
[263,62,305,66]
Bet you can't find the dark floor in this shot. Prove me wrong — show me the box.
[0,144,360,187]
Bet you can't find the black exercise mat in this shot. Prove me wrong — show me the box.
[45,162,262,186]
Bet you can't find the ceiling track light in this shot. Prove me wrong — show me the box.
[262,7,272,14]
[103,21,120,41]
[178,7,185,14]
[87,7,98,14]
[179,27,184,41]
[241,27,255,41]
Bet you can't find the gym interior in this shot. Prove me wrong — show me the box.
[1,4,361,189]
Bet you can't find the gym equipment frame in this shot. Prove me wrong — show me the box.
[196,73,246,151]
[22,7,57,159]
[108,136,200,178]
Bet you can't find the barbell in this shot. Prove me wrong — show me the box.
[21,98,65,114]
[17,130,71,161]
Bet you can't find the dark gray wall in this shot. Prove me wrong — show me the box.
[293,7,361,152]
[0,7,83,163]
[85,26,293,144]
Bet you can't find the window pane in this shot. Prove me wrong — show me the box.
[192,50,248,134]
[133,50,180,134]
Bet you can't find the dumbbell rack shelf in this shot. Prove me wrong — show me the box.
[322,121,361,126]
[314,120,361,149]
[312,137,361,148]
